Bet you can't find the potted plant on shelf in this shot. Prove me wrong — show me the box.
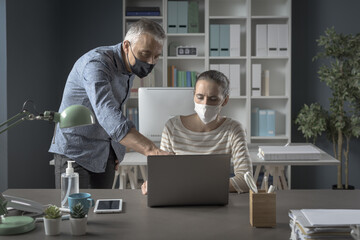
[43,205,62,235]
[295,27,360,189]
[70,203,88,236]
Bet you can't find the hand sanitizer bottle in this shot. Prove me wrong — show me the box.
[61,161,79,209]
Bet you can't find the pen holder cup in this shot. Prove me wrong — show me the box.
[249,190,276,228]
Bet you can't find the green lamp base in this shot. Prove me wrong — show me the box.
[0,216,36,235]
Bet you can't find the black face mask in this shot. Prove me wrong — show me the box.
[126,42,155,78]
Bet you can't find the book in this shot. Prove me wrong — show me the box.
[131,70,155,97]
[278,24,289,56]
[267,24,279,56]
[230,24,241,57]
[186,71,191,87]
[262,70,270,96]
[126,6,160,16]
[126,7,160,12]
[188,1,199,33]
[168,65,173,87]
[266,109,275,136]
[177,1,188,33]
[229,64,240,97]
[258,109,267,136]
[210,24,220,56]
[256,24,267,57]
[191,72,197,87]
[258,145,321,161]
[126,11,160,16]
[289,209,354,240]
[252,64,261,96]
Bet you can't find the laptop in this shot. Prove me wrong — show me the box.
[147,154,231,207]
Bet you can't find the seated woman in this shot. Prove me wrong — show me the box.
[142,70,253,194]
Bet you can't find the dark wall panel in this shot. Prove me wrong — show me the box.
[291,0,360,189]
[6,0,123,188]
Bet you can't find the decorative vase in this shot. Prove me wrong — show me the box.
[43,217,61,236]
[70,217,87,236]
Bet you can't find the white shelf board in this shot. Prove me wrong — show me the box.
[167,33,206,37]
[251,16,289,20]
[209,16,247,20]
[125,16,163,20]
[210,56,247,60]
[251,96,289,100]
[167,56,205,60]
[251,56,289,60]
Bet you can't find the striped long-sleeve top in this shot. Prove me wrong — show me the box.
[160,116,253,193]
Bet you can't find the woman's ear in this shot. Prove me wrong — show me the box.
[222,95,229,107]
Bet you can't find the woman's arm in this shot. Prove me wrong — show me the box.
[229,122,253,193]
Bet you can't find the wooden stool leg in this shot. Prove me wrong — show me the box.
[140,166,147,181]
[279,166,289,190]
[254,165,262,187]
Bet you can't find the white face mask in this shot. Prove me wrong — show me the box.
[194,101,223,124]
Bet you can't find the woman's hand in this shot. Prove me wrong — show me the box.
[141,181,148,195]
[114,159,119,171]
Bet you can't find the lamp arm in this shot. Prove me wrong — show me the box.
[0,111,33,135]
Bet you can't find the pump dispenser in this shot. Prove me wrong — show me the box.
[61,161,79,209]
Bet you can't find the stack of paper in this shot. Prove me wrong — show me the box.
[289,209,360,239]
[258,145,321,161]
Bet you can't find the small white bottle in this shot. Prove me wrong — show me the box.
[61,161,79,209]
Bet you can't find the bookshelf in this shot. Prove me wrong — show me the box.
[122,0,292,144]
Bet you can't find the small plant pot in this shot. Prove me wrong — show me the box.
[43,217,61,236]
[70,217,88,236]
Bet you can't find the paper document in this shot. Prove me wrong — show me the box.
[258,145,321,161]
[302,209,360,227]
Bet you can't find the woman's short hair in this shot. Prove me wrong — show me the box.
[124,18,166,45]
[195,70,230,97]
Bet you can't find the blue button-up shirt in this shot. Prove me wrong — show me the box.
[49,42,136,173]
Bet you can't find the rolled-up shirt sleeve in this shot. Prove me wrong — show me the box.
[82,59,135,142]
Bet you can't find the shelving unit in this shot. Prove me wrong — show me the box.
[123,0,292,144]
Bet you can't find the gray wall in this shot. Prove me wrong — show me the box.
[3,0,360,189]
[0,0,7,192]
[291,0,360,189]
[5,0,122,188]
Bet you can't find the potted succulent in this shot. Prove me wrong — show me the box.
[43,205,62,235]
[70,203,88,236]
[295,27,360,189]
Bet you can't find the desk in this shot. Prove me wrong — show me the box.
[116,144,339,190]
[113,152,148,189]
[3,189,360,239]
[248,144,339,190]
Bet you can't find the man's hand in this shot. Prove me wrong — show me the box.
[141,181,148,195]
[148,148,174,156]
[120,128,174,156]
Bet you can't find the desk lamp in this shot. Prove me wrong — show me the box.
[0,100,95,235]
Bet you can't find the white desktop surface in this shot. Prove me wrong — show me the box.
[121,143,339,166]
[119,144,339,190]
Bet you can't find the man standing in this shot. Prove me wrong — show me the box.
[50,19,169,189]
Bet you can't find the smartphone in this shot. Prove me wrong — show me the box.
[94,199,123,214]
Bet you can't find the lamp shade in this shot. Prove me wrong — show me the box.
[57,105,95,128]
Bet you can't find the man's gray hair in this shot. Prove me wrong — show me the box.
[124,18,166,45]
